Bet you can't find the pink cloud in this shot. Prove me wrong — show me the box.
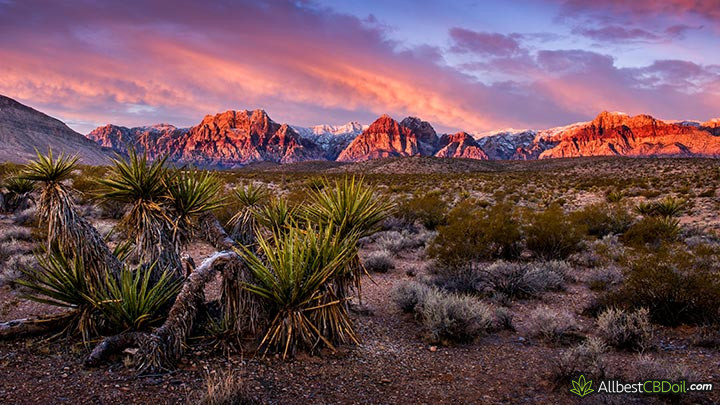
[0,0,717,136]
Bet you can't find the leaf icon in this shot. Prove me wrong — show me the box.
[570,375,594,397]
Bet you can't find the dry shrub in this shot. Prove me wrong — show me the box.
[491,306,515,331]
[362,249,394,273]
[586,265,624,291]
[0,254,36,287]
[0,226,32,242]
[392,280,493,344]
[474,261,567,299]
[375,230,427,254]
[629,355,697,384]
[420,289,493,344]
[525,306,582,344]
[551,337,608,385]
[391,280,431,313]
[597,308,653,352]
[193,370,256,405]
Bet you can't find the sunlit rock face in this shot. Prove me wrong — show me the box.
[539,111,720,159]
[337,114,436,162]
[88,109,325,167]
[434,132,488,160]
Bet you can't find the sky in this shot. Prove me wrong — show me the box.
[0,0,718,135]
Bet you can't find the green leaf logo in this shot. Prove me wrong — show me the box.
[570,375,594,397]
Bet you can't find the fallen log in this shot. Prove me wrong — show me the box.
[87,214,263,372]
[138,251,240,372]
[199,212,239,251]
[0,312,75,340]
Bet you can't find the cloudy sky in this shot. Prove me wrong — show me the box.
[1,0,718,134]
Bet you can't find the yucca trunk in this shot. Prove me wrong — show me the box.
[200,212,266,335]
[37,182,122,281]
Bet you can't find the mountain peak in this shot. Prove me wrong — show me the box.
[434,131,488,160]
[592,111,657,129]
[366,114,402,132]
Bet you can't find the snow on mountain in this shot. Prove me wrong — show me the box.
[291,121,366,160]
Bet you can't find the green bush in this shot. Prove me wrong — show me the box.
[621,216,680,247]
[523,204,585,259]
[427,201,522,267]
[397,191,448,230]
[601,248,720,326]
[570,203,633,237]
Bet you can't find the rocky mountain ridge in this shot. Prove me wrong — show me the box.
[2,94,719,167]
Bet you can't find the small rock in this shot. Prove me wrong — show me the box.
[429,346,437,352]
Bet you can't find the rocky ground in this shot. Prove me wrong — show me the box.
[1,240,719,404]
[2,157,720,404]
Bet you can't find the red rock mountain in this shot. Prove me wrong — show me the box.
[538,111,720,159]
[336,115,437,162]
[88,109,325,167]
[87,123,186,159]
[81,107,720,166]
[0,95,110,165]
[435,132,488,160]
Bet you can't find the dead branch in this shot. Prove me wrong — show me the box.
[0,312,75,340]
[84,331,149,367]
[136,251,240,373]
[199,212,239,251]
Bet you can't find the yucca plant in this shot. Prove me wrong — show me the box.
[635,201,655,216]
[238,224,358,358]
[22,150,80,250]
[305,176,393,299]
[635,197,685,218]
[166,168,224,248]
[652,197,685,218]
[21,149,78,183]
[89,264,182,332]
[227,182,269,245]
[21,149,120,281]
[254,197,299,236]
[98,150,178,275]
[18,250,98,343]
[606,190,623,204]
[306,176,392,240]
[2,174,35,209]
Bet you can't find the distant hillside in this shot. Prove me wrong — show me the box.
[0,95,110,165]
